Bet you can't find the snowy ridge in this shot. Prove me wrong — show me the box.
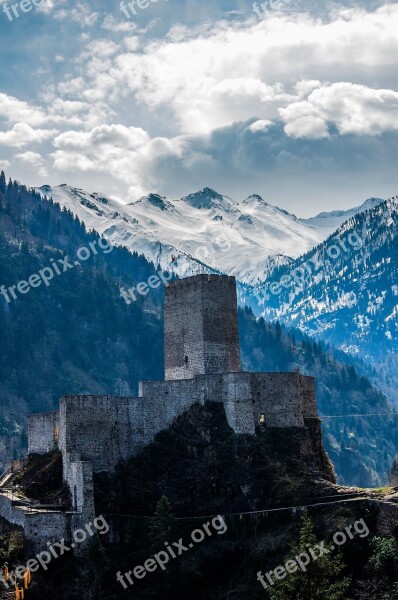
[300,197,384,229]
[35,184,382,285]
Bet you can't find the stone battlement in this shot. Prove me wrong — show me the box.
[167,274,237,288]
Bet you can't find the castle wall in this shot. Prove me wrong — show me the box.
[0,492,67,553]
[56,372,314,481]
[24,511,67,552]
[28,411,59,454]
[201,276,241,375]
[164,278,205,380]
[0,493,25,528]
[59,395,150,475]
[67,460,95,517]
[164,275,240,380]
[222,373,255,435]
[138,376,223,443]
[250,373,305,428]
[299,375,317,418]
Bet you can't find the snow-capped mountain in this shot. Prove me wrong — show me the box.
[35,184,381,285]
[34,182,397,403]
[257,198,398,403]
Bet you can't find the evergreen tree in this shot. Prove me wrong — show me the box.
[268,512,352,600]
[148,496,175,550]
[0,170,6,194]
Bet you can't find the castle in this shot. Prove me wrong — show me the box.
[2,274,320,549]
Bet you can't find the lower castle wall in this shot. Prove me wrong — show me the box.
[27,371,318,523]
[24,512,67,552]
[28,411,59,455]
[0,493,25,528]
[0,493,67,553]
[66,460,95,521]
[22,371,320,547]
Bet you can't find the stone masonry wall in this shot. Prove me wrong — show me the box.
[222,373,255,435]
[66,460,95,518]
[0,492,67,553]
[299,375,317,418]
[54,371,315,478]
[164,277,205,380]
[24,511,67,553]
[250,373,305,428]
[28,411,59,454]
[59,395,150,475]
[201,276,241,375]
[164,275,241,380]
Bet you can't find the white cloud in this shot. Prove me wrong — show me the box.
[36,0,58,14]
[0,124,58,148]
[248,119,274,133]
[0,159,10,170]
[284,115,330,139]
[2,3,398,207]
[53,124,149,150]
[281,83,398,137]
[54,2,99,26]
[0,93,47,127]
[15,151,48,176]
[101,14,137,33]
[51,123,185,198]
[70,4,398,136]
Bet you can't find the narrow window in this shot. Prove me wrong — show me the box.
[259,414,266,426]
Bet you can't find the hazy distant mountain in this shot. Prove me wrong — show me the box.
[300,197,384,229]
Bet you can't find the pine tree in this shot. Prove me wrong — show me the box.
[0,171,6,194]
[6,178,13,200]
[268,512,352,600]
[148,496,175,550]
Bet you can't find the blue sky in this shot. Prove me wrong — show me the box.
[0,0,397,216]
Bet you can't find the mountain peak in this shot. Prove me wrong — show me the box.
[180,187,226,209]
[357,197,385,212]
[242,194,268,206]
[131,193,171,211]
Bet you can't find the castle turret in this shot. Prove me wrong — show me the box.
[164,274,241,380]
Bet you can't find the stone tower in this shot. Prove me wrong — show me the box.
[164,274,241,380]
